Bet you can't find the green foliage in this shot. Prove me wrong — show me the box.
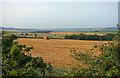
[2,34,53,76]
[86,30,117,34]
[34,34,37,37]
[2,31,8,35]
[64,33,116,41]
[21,33,24,35]
[25,33,28,36]
[68,40,120,76]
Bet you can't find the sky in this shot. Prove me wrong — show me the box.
[1,0,120,2]
[1,2,118,29]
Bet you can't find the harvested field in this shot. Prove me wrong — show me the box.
[15,38,108,68]
[14,32,105,39]
[50,32,105,36]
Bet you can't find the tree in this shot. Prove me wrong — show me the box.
[2,34,53,77]
[2,31,8,35]
[68,41,120,76]
[117,24,120,61]
[21,33,24,36]
[64,33,116,41]
[25,33,28,36]
[34,34,37,37]
[66,26,120,76]
[54,34,56,36]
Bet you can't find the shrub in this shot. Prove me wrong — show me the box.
[67,28,120,76]
[64,33,116,41]
[67,40,120,76]
[2,34,53,76]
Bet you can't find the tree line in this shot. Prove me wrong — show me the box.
[64,33,116,41]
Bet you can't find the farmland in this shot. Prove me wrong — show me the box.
[12,32,106,39]
[15,38,108,68]
[50,32,106,36]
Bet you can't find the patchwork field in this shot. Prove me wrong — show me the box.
[15,38,108,68]
[50,32,106,36]
[14,32,106,39]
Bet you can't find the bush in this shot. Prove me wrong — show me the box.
[2,34,53,76]
[66,28,120,76]
[25,33,28,36]
[64,33,116,41]
[67,38,120,76]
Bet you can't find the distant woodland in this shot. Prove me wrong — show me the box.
[64,33,116,41]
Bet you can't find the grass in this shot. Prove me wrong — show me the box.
[52,67,68,76]
[35,66,68,76]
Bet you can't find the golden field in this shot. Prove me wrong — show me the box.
[14,32,106,39]
[15,38,108,68]
[50,32,105,36]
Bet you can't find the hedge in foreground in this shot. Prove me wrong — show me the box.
[67,39,120,76]
[2,34,53,76]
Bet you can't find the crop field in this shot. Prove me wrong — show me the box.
[13,32,106,39]
[15,38,108,68]
[50,32,106,36]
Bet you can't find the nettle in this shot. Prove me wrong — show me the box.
[67,40,120,76]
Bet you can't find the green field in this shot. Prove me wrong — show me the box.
[10,30,117,39]
[85,30,117,34]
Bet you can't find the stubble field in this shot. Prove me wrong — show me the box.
[14,32,106,39]
[15,38,108,68]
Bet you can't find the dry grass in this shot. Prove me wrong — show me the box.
[50,32,105,36]
[14,32,105,38]
[15,38,108,68]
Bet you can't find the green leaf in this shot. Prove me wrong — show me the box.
[94,45,97,48]
[106,71,112,76]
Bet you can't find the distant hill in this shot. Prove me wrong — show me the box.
[0,27,35,30]
[53,27,118,32]
[101,27,118,30]
[0,27,52,33]
[0,27,118,32]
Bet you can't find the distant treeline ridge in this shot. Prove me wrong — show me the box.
[64,33,116,41]
[29,31,52,33]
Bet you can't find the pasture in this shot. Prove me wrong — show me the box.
[15,38,108,68]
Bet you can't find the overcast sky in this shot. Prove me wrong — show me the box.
[1,2,118,29]
[1,0,119,2]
